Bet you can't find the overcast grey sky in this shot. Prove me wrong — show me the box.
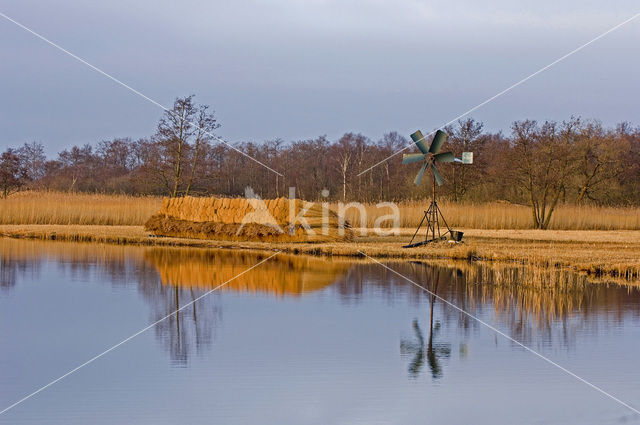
[0,0,638,155]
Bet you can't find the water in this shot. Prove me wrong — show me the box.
[1,238,640,424]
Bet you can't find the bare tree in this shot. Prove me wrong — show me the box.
[156,96,196,197]
[17,142,46,183]
[0,149,26,198]
[153,96,220,197]
[444,118,485,201]
[56,144,98,192]
[573,122,626,203]
[332,134,359,201]
[509,120,577,229]
[185,104,220,196]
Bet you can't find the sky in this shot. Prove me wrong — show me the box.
[0,0,638,156]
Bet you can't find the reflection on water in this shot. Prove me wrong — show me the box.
[0,239,352,365]
[141,247,350,363]
[2,238,640,362]
[2,239,640,358]
[143,247,351,296]
[3,238,640,424]
[400,277,451,380]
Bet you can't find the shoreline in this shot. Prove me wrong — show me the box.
[1,224,639,282]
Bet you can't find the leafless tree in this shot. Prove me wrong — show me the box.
[152,95,220,197]
[573,122,627,203]
[17,142,46,183]
[444,118,486,201]
[331,134,357,201]
[509,120,578,229]
[0,149,26,198]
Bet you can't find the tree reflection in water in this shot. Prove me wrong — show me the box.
[141,247,351,364]
[137,269,221,365]
[3,239,640,369]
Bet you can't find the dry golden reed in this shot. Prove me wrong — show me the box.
[2,191,639,231]
[0,191,161,225]
[339,201,640,230]
[146,196,352,242]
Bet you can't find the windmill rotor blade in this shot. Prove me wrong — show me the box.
[402,153,427,164]
[434,151,454,163]
[431,163,444,186]
[410,130,430,154]
[414,161,429,186]
[429,130,448,154]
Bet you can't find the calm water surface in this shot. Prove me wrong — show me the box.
[1,239,640,424]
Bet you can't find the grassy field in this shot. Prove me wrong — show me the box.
[1,191,640,230]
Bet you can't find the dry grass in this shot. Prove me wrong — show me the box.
[1,191,639,230]
[339,201,640,230]
[149,196,351,241]
[0,191,161,225]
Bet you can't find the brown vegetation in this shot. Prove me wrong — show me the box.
[341,201,640,230]
[0,191,160,225]
[145,196,352,242]
[2,191,639,231]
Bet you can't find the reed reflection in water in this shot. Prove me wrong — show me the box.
[2,238,640,364]
[141,247,351,364]
[3,239,640,424]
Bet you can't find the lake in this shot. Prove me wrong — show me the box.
[1,238,640,424]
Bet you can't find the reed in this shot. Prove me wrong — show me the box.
[1,191,639,231]
[339,201,640,230]
[146,196,352,242]
[0,191,161,225]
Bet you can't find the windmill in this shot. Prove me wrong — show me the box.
[402,129,473,247]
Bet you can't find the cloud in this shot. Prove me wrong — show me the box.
[0,0,638,152]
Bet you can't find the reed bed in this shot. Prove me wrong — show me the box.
[0,191,161,225]
[1,191,639,231]
[339,201,640,230]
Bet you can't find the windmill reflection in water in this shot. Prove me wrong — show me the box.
[400,266,452,379]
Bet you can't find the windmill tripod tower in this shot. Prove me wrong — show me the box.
[402,130,473,248]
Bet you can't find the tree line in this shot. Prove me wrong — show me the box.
[2,95,639,227]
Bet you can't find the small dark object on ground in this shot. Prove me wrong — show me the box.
[450,230,464,242]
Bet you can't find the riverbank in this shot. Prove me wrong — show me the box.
[1,224,639,282]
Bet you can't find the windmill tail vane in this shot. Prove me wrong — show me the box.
[402,130,473,186]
